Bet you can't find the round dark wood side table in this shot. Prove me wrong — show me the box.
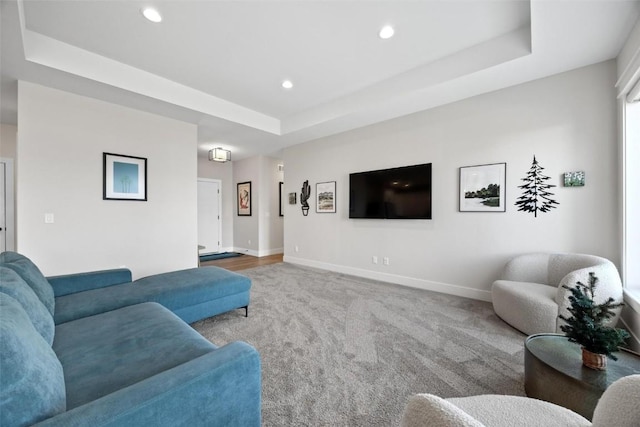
[524,333,640,420]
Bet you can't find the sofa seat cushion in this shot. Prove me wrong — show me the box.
[53,302,217,409]
[0,267,54,345]
[0,251,55,315]
[491,280,557,335]
[0,294,66,427]
[54,266,251,324]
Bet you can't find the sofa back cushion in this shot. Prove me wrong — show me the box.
[0,267,54,345]
[0,251,55,316]
[0,293,66,427]
[547,253,608,286]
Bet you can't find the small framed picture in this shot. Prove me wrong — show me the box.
[103,152,147,201]
[237,181,252,216]
[316,181,336,213]
[289,192,297,205]
[564,171,585,187]
[459,163,506,212]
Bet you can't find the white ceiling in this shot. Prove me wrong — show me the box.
[1,0,639,160]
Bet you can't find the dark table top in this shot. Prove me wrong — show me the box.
[525,333,640,391]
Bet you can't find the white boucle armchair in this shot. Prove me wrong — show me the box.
[491,253,623,335]
[400,375,640,427]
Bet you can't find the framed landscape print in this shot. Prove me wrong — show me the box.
[103,152,147,201]
[237,181,252,216]
[316,181,336,213]
[459,163,506,212]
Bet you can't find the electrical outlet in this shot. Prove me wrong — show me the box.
[248,240,251,245]
[372,256,378,264]
[295,245,299,253]
[44,213,54,224]
[383,257,390,266]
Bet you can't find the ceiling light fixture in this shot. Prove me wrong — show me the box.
[142,8,162,23]
[209,148,231,162]
[379,25,395,40]
[282,80,293,89]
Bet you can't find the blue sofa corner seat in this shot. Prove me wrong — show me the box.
[0,252,261,427]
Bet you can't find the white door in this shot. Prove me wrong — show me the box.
[197,179,221,255]
[0,162,5,252]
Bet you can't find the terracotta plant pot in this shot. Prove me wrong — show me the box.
[582,348,607,370]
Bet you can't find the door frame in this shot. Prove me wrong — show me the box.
[0,158,15,251]
[197,178,222,254]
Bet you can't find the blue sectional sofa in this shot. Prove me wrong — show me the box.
[0,252,261,427]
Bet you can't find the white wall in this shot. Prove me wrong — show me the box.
[1,124,17,158]
[284,61,619,302]
[233,156,260,254]
[259,156,284,255]
[197,156,234,251]
[1,124,18,251]
[232,155,284,256]
[17,82,198,279]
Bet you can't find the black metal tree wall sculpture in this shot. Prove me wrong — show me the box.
[515,155,559,217]
[300,180,311,216]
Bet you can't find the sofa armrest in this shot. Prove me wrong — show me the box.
[33,341,261,427]
[47,269,133,297]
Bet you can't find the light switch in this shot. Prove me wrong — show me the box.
[44,213,54,224]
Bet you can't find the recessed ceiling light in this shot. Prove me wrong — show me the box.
[282,80,293,89]
[142,8,162,23]
[379,25,395,40]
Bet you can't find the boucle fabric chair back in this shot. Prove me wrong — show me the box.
[547,253,611,286]
[400,375,640,427]
[592,374,640,427]
[552,254,623,331]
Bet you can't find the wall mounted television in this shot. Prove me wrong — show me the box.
[349,163,432,219]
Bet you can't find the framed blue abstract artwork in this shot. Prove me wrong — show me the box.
[103,152,147,201]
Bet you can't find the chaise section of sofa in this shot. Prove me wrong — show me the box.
[0,253,262,426]
[52,266,251,324]
[0,251,252,325]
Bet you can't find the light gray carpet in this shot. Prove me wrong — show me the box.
[191,263,526,426]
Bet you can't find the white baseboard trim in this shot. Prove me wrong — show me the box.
[234,247,284,258]
[234,247,258,257]
[258,247,284,257]
[283,256,492,302]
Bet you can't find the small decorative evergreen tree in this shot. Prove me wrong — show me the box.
[515,155,559,217]
[559,272,629,359]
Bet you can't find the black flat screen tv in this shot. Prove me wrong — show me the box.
[349,163,432,219]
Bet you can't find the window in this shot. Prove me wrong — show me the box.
[623,98,640,310]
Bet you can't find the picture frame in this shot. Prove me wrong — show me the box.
[316,181,336,213]
[563,171,585,187]
[237,181,252,216]
[289,192,297,205]
[459,163,506,212]
[279,182,284,217]
[103,152,147,201]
